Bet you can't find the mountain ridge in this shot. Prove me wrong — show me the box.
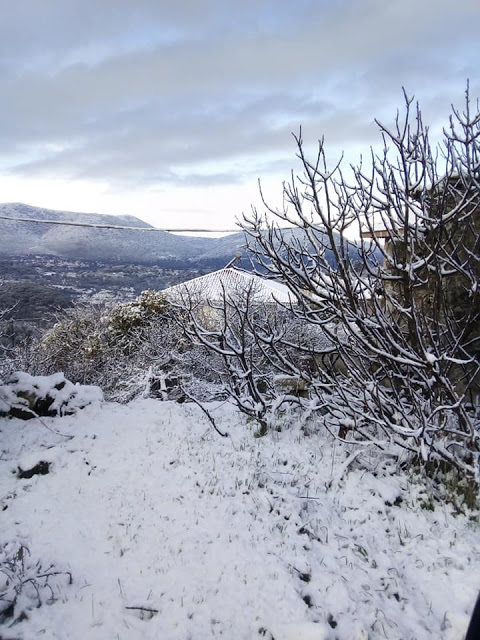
[0,202,371,270]
[0,202,245,264]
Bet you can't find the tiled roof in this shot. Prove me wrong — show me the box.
[163,268,295,305]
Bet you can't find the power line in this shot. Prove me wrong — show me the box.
[0,214,242,234]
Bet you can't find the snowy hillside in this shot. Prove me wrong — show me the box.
[1,398,479,639]
[0,203,216,263]
[0,203,367,269]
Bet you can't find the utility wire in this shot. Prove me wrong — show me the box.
[0,214,242,234]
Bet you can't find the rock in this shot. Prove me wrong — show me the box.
[18,461,51,479]
[0,372,103,420]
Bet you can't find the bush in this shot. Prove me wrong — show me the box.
[108,289,168,338]
[25,290,223,402]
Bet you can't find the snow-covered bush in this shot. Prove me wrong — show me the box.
[26,291,223,403]
[177,284,327,434]
[39,301,111,381]
[109,289,168,337]
[0,301,26,382]
[248,89,480,482]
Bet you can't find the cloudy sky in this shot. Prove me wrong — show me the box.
[1,0,478,231]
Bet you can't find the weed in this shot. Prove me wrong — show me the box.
[0,542,72,626]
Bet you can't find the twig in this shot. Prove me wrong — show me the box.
[329,448,369,490]
[180,387,229,437]
[14,406,74,440]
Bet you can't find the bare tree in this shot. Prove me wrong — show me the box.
[172,272,335,435]
[227,88,479,478]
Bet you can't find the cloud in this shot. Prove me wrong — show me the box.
[1,0,479,202]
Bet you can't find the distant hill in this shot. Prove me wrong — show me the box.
[0,203,380,337]
[0,203,244,265]
[0,202,376,270]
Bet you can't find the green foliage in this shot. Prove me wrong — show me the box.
[26,289,223,402]
[41,290,169,364]
[254,423,268,438]
[109,290,168,336]
[41,303,109,362]
[33,290,174,397]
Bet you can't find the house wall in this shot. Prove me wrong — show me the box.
[382,200,479,400]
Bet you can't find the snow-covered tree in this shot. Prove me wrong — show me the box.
[0,301,22,380]
[184,88,479,482]
[173,273,330,434]
[241,87,479,478]
[25,290,222,402]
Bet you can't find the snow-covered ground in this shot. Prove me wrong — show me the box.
[1,398,479,639]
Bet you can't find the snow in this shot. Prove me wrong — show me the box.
[164,267,295,305]
[1,372,103,416]
[1,398,479,639]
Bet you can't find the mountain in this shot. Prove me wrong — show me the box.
[0,203,379,336]
[0,202,376,270]
[0,203,236,264]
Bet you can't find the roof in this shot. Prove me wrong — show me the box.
[163,268,295,305]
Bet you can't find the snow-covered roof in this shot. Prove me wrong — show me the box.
[163,268,295,305]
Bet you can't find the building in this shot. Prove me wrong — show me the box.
[163,267,295,307]
[360,180,479,401]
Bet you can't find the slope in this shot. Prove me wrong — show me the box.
[0,203,215,263]
[1,399,478,640]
